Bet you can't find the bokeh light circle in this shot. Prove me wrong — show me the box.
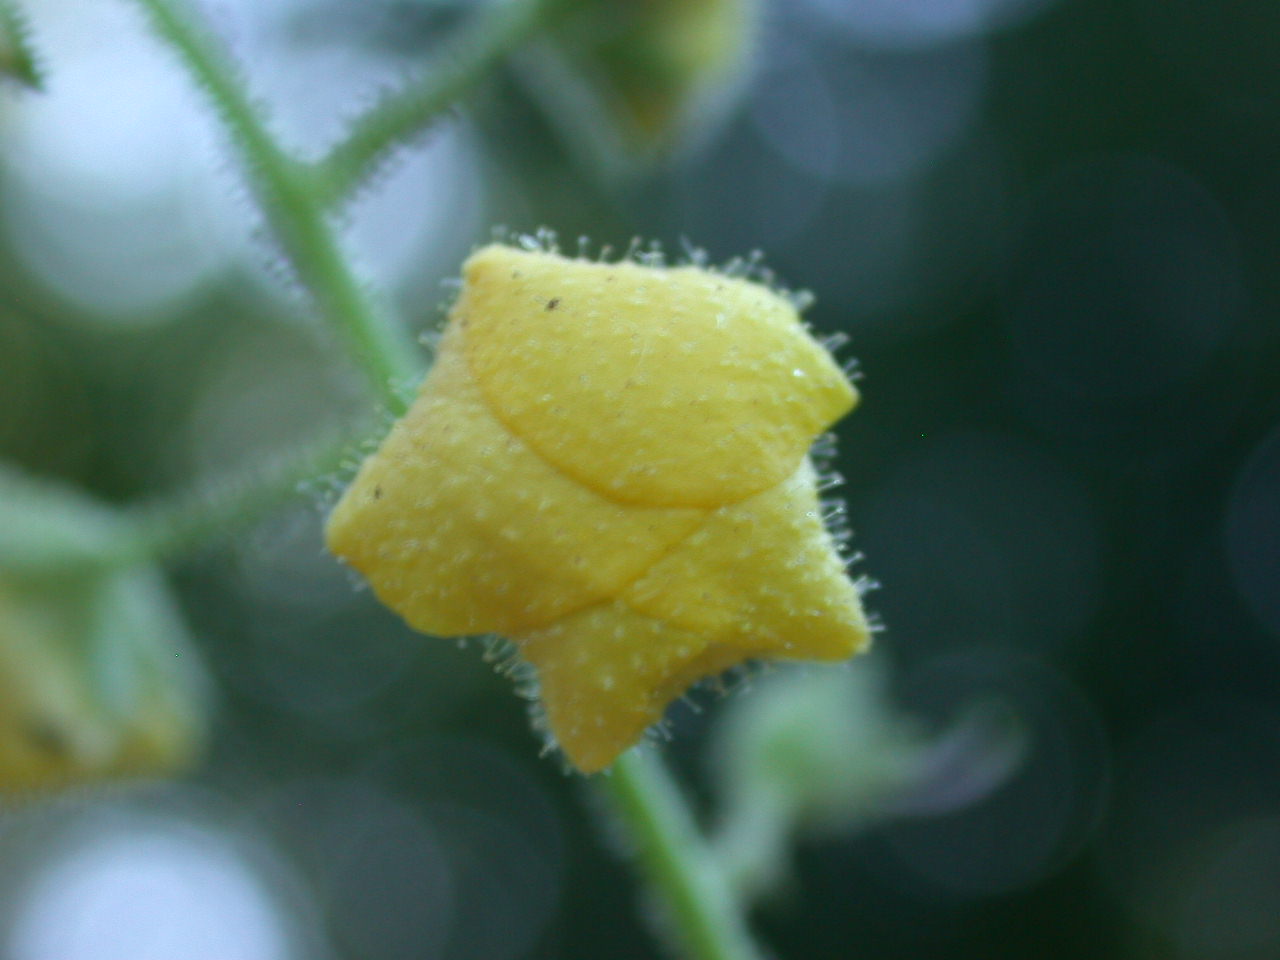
[1225,421,1280,644]
[2,0,247,323]
[875,649,1109,900]
[3,796,312,960]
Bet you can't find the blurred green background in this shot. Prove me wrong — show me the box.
[2,0,1279,958]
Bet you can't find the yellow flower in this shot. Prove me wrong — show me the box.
[326,243,870,772]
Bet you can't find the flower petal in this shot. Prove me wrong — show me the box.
[519,459,869,772]
[518,599,769,773]
[622,458,869,656]
[461,245,856,509]
[326,324,706,636]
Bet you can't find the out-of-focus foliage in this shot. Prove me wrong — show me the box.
[527,0,760,163]
[709,663,1028,902]
[0,0,1278,958]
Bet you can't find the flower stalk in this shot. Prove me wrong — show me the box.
[601,749,766,960]
[128,0,420,413]
[109,426,368,571]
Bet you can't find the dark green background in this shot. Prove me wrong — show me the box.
[2,0,1279,958]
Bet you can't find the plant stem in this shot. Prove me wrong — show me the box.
[314,0,572,206]
[601,749,766,960]
[128,0,419,414]
[107,426,366,571]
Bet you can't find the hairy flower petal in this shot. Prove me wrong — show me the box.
[462,246,856,508]
[327,322,705,636]
[326,243,870,772]
[519,459,868,771]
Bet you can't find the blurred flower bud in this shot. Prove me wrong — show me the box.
[526,0,760,167]
[0,464,209,798]
[0,583,117,794]
[0,568,209,797]
[83,567,210,778]
[0,0,42,90]
[714,664,919,829]
[710,661,1028,901]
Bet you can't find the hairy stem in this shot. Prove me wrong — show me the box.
[315,0,572,206]
[128,0,419,413]
[108,426,366,571]
[601,749,766,960]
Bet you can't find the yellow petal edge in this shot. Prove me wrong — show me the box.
[326,244,870,772]
[462,244,856,507]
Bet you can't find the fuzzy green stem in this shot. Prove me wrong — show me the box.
[128,0,419,413]
[107,427,366,571]
[314,0,572,206]
[601,749,766,960]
